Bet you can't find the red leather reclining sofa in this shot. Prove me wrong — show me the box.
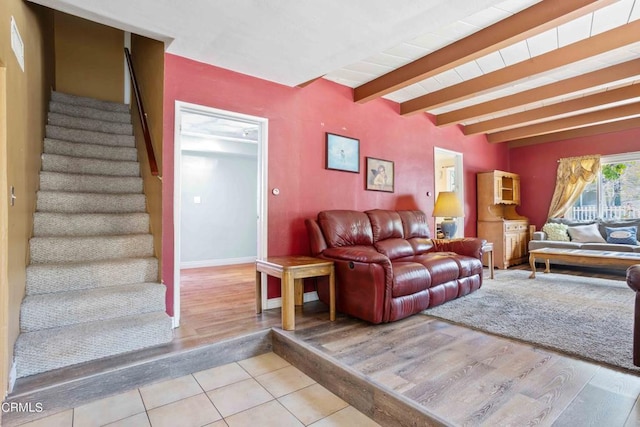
[305,209,485,324]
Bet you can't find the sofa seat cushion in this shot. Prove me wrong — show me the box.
[375,238,414,260]
[529,240,583,251]
[580,243,637,252]
[411,253,460,284]
[448,254,484,277]
[391,262,431,297]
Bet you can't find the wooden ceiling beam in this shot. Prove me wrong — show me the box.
[353,0,614,103]
[487,102,640,143]
[436,58,640,126]
[400,19,640,116]
[508,116,640,147]
[464,84,640,135]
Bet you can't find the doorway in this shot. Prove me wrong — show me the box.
[434,147,464,238]
[173,102,268,327]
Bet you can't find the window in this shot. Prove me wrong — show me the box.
[570,152,640,220]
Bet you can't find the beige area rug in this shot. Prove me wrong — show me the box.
[423,269,639,374]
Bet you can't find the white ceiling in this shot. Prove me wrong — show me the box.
[28,0,640,140]
[28,0,508,86]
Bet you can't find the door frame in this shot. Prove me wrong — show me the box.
[433,147,464,238]
[0,66,8,397]
[173,101,268,327]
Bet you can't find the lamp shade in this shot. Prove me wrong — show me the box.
[433,191,464,218]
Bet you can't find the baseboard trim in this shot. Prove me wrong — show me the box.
[265,291,319,310]
[180,256,256,269]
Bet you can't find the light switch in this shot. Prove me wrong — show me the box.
[194,196,201,204]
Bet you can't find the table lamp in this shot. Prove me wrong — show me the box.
[433,191,464,239]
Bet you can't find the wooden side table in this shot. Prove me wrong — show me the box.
[255,256,335,331]
[482,242,494,279]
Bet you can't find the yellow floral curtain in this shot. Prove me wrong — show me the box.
[547,155,600,219]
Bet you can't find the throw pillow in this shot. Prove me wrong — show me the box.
[605,226,638,245]
[567,223,606,243]
[541,223,570,241]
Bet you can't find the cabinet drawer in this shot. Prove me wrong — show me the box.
[504,222,528,232]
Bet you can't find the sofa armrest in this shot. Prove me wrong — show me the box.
[532,231,547,241]
[627,265,640,292]
[322,246,391,266]
[432,238,483,259]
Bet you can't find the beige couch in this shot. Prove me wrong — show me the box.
[529,218,640,267]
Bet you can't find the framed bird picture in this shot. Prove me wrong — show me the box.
[325,133,360,173]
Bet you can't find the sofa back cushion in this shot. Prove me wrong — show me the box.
[366,209,404,241]
[318,210,373,248]
[366,209,414,259]
[398,210,431,239]
[398,210,434,254]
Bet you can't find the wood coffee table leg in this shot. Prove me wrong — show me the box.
[529,253,536,279]
[544,259,550,273]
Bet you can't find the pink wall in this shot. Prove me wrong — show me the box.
[162,54,509,314]
[510,127,640,230]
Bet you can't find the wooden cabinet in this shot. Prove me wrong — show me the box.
[477,170,529,269]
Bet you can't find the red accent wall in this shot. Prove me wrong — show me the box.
[162,53,509,314]
[510,127,640,230]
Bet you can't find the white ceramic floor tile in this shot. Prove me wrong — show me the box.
[309,406,381,427]
[237,352,290,377]
[11,409,72,427]
[73,389,146,427]
[193,362,251,391]
[203,421,229,427]
[103,412,151,427]
[139,375,203,409]
[147,393,221,427]
[278,383,348,424]
[256,365,315,398]
[206,378,273,417]
[224,400,304,427]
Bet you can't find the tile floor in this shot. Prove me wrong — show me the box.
[14,353,380,427]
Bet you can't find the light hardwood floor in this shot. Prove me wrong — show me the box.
[178,263,640,426]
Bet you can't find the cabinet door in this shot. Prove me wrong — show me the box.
[505,232,518,262]
[493,176,502,204]
[513,177,521,205]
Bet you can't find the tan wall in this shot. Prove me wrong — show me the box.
[54,12,123,103]
[0,1,54,400]
[130,35,164,273]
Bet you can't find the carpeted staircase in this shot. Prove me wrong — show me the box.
[14,91,173,378]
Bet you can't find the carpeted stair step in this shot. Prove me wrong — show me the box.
[49,100,131,124]
[39,172,143,194]
[48,112,133,135]
[34,212,150,237]
[51,91,130,113]
[14,311,172,378]
[44,138,138,161]
[26,257,158,295]
[30,234,154,264]
[42,153,140,176]
[36,191,145,213]
[21,282,166,332]
[46,125,135,147]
